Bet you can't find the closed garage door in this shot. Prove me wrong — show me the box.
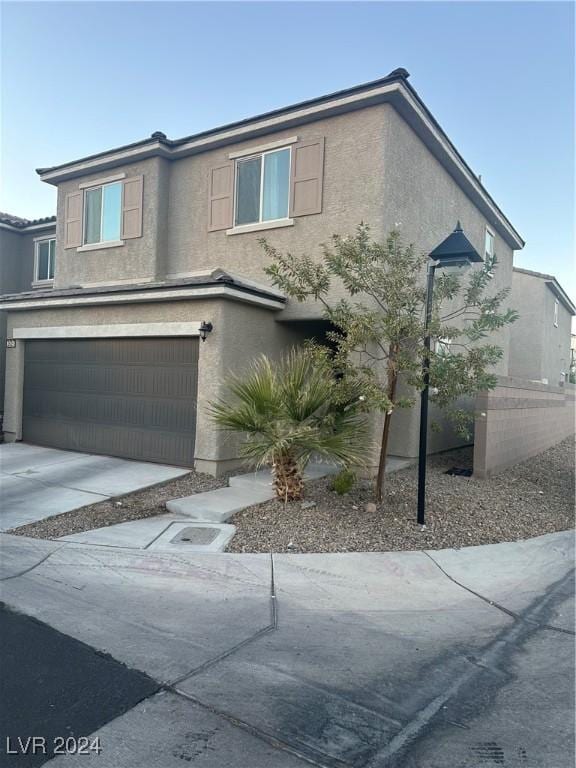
[23,337,199,467]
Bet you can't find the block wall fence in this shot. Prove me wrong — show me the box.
[473,377,575,478]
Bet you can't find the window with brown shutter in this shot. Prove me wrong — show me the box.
[290,138,325,217]
[121,175,144,240]
[64,191,83,248]
[208,162,234,231]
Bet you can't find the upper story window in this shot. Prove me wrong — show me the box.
[554,299,559,327]
[35,238,55,282]
[234,147,291,226]
[84,181,122,245]
[64,174,143,250]
[485,228,494,259]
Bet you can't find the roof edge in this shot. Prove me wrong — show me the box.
[514,267,576,315]
[0,213,56,232]
[36,68,410,177]
[35,69,523,250]
[0,272,286,306]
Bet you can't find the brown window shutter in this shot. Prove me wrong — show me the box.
[64,190,83,248]
[208,162,234,231]
[289,138,325,217]
[121,175,144,239]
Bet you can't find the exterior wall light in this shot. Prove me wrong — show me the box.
[199,321,213,342]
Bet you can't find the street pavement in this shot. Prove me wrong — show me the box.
[0,530,573,767]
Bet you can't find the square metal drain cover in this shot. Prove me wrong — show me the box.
[171,526,220,545]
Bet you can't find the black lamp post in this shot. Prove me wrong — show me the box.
[417,222,483,526]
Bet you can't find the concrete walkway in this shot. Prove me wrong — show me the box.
[0,443,188,531]
[0,529,573,767]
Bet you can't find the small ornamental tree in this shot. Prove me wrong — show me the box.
[262,225,518,501]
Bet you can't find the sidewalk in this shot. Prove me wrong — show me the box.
[1,530,573,767]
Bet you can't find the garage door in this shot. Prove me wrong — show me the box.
[22,338,199,467]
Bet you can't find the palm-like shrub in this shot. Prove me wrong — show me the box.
[209,349,369,501]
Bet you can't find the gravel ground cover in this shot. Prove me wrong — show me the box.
[228,436,575,553]
[10,437,574,550]
[9,471,227,540]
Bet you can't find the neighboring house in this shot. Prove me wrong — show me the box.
[509,267,576,386]
[0,213,57,414]
[0,68,525,474]
[570,333,576,376]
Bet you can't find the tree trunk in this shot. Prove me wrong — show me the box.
[272,452,304,501]
[375,353,399,502]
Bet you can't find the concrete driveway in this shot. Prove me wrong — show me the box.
[0,530,573,767]
[0,443,188,531]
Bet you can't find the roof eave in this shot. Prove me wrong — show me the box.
[545,280,576,315]
[36,75,524,251]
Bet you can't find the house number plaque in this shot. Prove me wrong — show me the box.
[6,339,16,348]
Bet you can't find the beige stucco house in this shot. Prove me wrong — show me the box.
[0,68,526,474]
[508,267,575,386]
[0,214,57,418]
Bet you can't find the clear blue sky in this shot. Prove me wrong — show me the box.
[2,1,574,299]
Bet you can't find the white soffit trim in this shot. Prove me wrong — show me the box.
[39,141,170,183]
[78,172,126,189]
[228,136,298,159]
[13,322,202,339]
[0,285,285,311]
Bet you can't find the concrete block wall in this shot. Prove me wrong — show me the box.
[473,377,575,478]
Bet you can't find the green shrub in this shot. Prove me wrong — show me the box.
[331,469,356,495]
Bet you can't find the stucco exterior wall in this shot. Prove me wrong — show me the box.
[509,271,573,385]
[473,377,575,478]
[381,105,516,457]
[0,229,24,294]
[54,157,167,289]
[508,271,545,381]
[541,287,572,386]
[1,226,55,295]
[381,105,514,374]
[166,106,387,321]
[0,224,56,411]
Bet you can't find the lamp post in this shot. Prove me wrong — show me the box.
[417,222,483,526]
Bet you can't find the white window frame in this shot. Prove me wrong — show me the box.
[234,146,292,228]
[83,180,123,246]
[554,299,559,327]
[485,227,495,259]
[33,237,56,284]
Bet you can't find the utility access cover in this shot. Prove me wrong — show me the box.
[172,526,220,545]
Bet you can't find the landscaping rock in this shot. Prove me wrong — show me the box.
[227,436,575,553]
[10,471,228,539]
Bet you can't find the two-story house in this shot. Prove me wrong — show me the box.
[0,213,57,420]
[0,69,524,474]
[509,267,576,386]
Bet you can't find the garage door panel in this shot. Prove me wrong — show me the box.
[23,338,199,467]
[25,363,198,399]
[24,390,198,431]
[22,419,197,466]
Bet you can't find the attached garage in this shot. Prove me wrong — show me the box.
[22,337,199,467]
